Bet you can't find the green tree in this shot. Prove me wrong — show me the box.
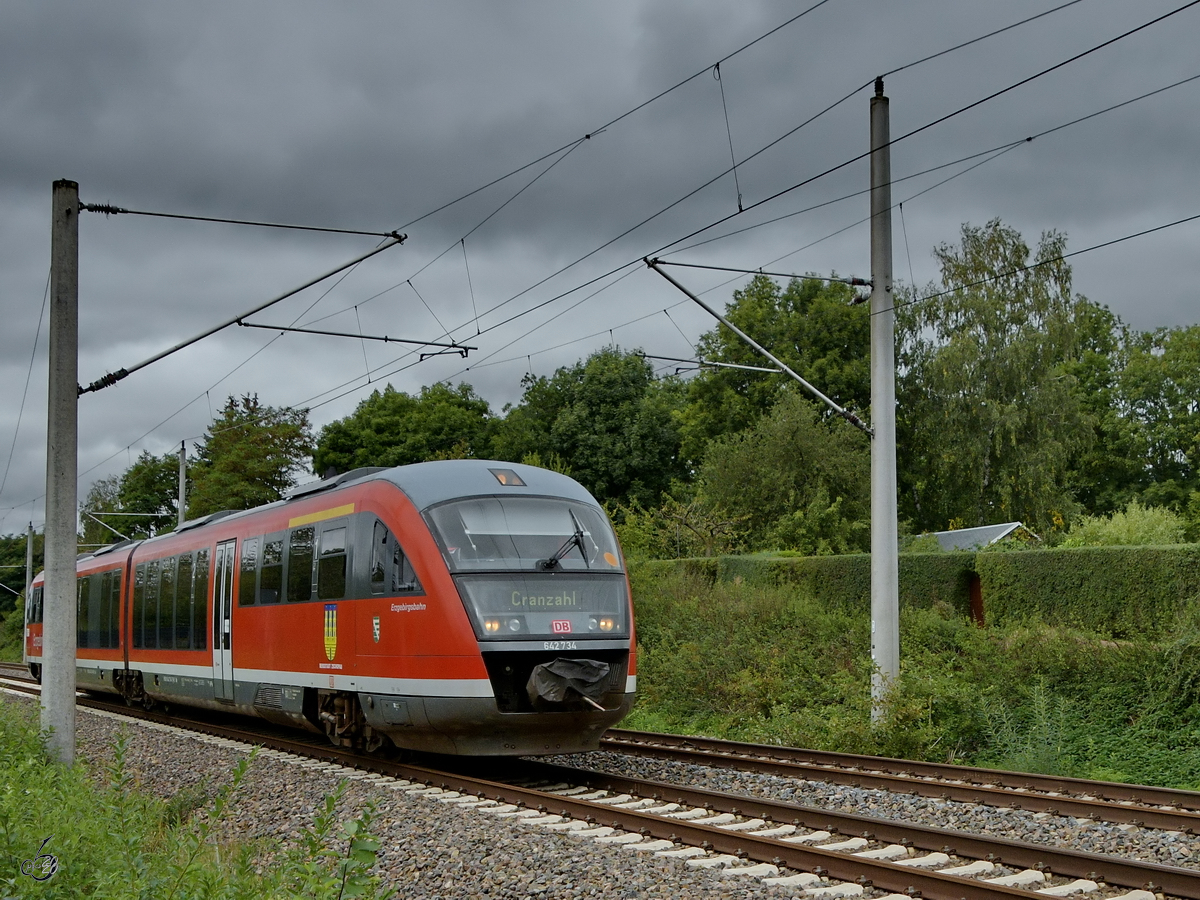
[80,474,123,547]
[1118,324,1200,524]
[696,390,869,554]
[1059,302,1143,517]
[493,347,687,507]
[896,220,1094,533]
[81,452,179,546]
[679,274,869,465]
[188,395,313,518]
[312,382,492,475]
[0,531,41,618]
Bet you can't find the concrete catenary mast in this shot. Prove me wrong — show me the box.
[869,78,899,720]
[43,179,80,764]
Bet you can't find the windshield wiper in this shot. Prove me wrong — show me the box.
[537,511,591,571]
[537,529,585,571]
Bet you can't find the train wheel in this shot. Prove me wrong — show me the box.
[317,690,383,753]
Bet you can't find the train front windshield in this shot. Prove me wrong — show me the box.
[427,496,629,641]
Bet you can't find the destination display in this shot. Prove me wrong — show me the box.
[453,573,629,641]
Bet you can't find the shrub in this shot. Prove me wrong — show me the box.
[626,562,1200,786]
[1062,500,1185,547]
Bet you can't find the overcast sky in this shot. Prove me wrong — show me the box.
[3,0,1199,532]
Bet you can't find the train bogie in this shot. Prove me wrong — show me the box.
[24,460,636,755]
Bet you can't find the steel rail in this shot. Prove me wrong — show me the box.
[60,701,1045,900]
[604,729,1200,832]
[608,728,1200,810]
[514,758,1198,899]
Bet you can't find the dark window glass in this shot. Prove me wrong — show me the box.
[287,527,314,602]
[159,556,177,650]
[109,570,122,649]
[194,548,209,650]
[144,560,160,650]
[87,572,104,649]
[238,539,259,606]
[317,525,347,600]
[76,576,91,649]
[370,521,389,593]
[132,565,146,648]
[394,542,421,592]
[260,536,283,604]
[98,572,111,649]
[177,553,194,649]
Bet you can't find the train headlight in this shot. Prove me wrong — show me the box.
[506,618,523,633]
[484,618,501,633]
[598,617,615,632]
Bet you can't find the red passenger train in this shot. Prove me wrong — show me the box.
[24,460,636,755]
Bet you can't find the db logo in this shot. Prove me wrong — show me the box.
[551,620,572,634]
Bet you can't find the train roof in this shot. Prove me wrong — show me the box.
[29,461,602,583]
[374,459,599,510]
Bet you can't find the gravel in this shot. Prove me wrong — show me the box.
[42,700,1200,896]
[67,706,771,899]
[549,750,1200,870]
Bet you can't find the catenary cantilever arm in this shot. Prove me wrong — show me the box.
[79,235,405,395]
[645,257,871,435]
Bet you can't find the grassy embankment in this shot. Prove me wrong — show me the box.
[3,562,1198,800]
[0,697,391,898]
[622,565,1200,789]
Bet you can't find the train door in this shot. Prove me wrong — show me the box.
[212,540,236,701]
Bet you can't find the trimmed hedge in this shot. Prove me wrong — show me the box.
[976,545,1200,637]
[632,552,977,616]
[631,544,1200,638]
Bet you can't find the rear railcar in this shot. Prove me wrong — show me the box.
[24,541,135,689]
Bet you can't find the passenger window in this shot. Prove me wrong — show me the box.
[88,571,110,650]
[145,559,161,649]
[77,576,91,649]
[132,565,146,648]
[370,521,388,594]
[194,548,209,649]
[369,517,421,595]
[317,525,347,600]
[260,536,284,604]
[99,571,112,650]
[177,553,194,649]
[287,527,314,602]
[238,539,259,606]
[159,557,177,650]
[111,570,123,649]
[392,541,420,593]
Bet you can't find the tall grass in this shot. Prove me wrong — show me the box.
[626,567,1200,788]
[0,701,393,898]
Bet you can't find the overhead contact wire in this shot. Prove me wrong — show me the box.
[889,212,1200,315]
[0,269,51,506]
[387,1,833,235]
[650,0,1200,264]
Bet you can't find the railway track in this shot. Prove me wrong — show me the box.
[1,674,1193,899]
[603,729,1200,834]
